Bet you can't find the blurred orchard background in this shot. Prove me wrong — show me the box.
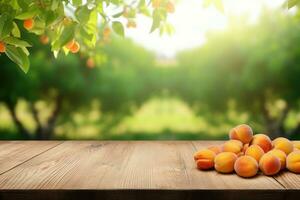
[1,0,300,140]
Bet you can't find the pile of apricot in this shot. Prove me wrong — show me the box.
[194,124,300,178]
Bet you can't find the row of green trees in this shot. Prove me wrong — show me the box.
[173,10,300,138]
[1,10,300,139]
[0,32,157,139]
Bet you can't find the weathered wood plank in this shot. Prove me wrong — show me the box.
[0,141,285,190]
[273,171,300,189]
[0,141,298,200]
[0,141,62,174]
[0,141,135,189]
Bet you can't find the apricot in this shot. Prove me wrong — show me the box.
[229,124,253,144]
[40,35,49,45]
[69,42,80,53]
[0,41,6,53]
[222,140,243,154]
[234,155,258,178]
[194,149,216,170]
[103,27,111,37]
[166,1,175,13]
[293,141,300,150]
[65,39,75,49]
[23,18,34,30]
[152,0,161,8]
[259,153,281,176]
[86,58,95,69]
[286,151,300,173]
[273,137,293,155]
[214,152,237,173]
[127,21,137,28]
[251,134,273,153]
[207,145,222,155]
[268,149,286,170]
[245,144,264,162]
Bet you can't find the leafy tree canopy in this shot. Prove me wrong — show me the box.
[0,0,176,72]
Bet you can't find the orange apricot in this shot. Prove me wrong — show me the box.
[69,41,80,53]
[166,1,175,13]
[207,145,222,155]
[194,149,216,170]
[103,27,111,37]
[286,151,300,173]
[23,18,34,30]
[0,41,6,53]
[234,155,258,178]
[222,140,243,154]
[293,141,300,150]
[273,137,293,155]
[40,35,49,45]
[214,152,237,173]
[65,39,75,49]
[86,58,95,69]
[268,149,286,170]
[229,124,253,144]
[152,0,161,8]
[259,153,281,176]
[245,144,264,162]
[251,134,273,153]
[127,21,137,28]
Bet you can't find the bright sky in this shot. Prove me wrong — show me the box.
[126,0,286,58]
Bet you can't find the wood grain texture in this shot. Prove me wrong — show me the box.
[273,171,300,189]
[0,141,285,190]
[0,141,299,200]
[0,141,62,174]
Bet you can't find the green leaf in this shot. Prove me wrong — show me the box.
[3,37,31,47]
[5,45,30,73]
[11,22,20,38]
[150,9,162,33]
[52,23,76,50]
[51,0,61,10]
[75,6,91,24]
[113,11,123,18]
[112,21,124,37]
[72,0,82,6]
[0,13,14,40]
[15,9,39,20]
[97,2,104,14]
[287,0,300,8]
[44,10,59,27]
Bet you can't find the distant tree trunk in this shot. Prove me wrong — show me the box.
[33,96,63,140]
[288,123,300,139]
[260,97,289,138]
[30,102,43,139]
[6,102,31,139]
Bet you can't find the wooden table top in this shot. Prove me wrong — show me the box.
[0,141,299,200]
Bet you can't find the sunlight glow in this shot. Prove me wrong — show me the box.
[126,0,286,58]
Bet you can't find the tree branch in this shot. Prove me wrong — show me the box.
[29,102,45,139]
[6,102,31,139]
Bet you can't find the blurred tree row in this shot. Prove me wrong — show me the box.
[0,33,156,139]
[174,10,300,138]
